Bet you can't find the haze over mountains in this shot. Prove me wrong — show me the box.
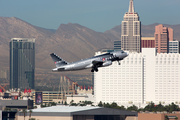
[0,17,180,73]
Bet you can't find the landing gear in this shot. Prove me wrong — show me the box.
[118,61,121,65]
[95,68,98,72]
[91,67,98,72]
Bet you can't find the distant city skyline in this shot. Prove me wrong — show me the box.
[0,0,179,32]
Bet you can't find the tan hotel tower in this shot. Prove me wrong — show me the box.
[121,0,141,52]
[154,24,173,53]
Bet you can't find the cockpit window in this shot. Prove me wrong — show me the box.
[121,51,125,53]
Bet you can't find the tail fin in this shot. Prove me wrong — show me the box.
[50,53,69,67]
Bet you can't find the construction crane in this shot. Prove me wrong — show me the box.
[60,74,79,94]
[62,75,79,86]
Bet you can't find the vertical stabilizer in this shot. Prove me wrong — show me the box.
[50,53,68,67]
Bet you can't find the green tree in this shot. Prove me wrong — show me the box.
[167,102,180,113]
[41,103,47,108]
[98,101,103,107]
[110,102,118,109]
[127,105,138,111]
[155,103,165,112]
[71,103,78,106]
[51,102,57,106]
[138,108,144,112]
[119,105,126,110]
[104,103,110,108]
[70,100,74,105]
[79,103,86,106]
[144,102,155,112]
[85,101,93,105]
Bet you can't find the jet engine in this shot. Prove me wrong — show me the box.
[102,61,112,67]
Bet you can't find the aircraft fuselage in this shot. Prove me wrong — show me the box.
[50,50,128,72]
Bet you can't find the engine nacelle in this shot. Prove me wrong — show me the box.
[102,61,112,67]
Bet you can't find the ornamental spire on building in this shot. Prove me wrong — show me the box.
[128,0,134,13]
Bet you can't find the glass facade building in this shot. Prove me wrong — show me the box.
[10,38,35,89]
[114,40,121,50]
[169,40,180,53]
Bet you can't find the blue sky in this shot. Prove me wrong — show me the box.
[0,0,179,32]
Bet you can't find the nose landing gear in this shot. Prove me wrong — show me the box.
[118,60,121,65]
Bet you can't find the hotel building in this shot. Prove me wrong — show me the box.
[121,0,141,53]
[10,38,35,89]
[94,48,180,106]
[155,24,173,53]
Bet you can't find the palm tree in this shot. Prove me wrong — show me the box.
[29,109,32,120]
[22,109,27,120]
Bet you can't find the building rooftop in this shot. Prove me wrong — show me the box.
[141,37,155,40]
[17,106,138,117]
[11,38,35,42]
[31,106,100,113]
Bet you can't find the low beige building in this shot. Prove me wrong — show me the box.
[32,91,74,105]
[138,112,180,120]
[16,106,137,120]
[66,94,88,104]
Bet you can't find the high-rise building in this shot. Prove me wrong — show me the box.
[94,50,143,105]
[10,38,35,89]
[169,40,180,53]
[121,0,141,53]
[154,24,173,53]
[114,40,121,50]
[141,37,155,48]
[94,48,180,107]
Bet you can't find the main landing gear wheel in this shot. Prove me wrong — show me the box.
[95,68,98,72]
[91,68,98,72]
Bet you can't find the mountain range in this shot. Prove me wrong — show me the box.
[0,17,180,74]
